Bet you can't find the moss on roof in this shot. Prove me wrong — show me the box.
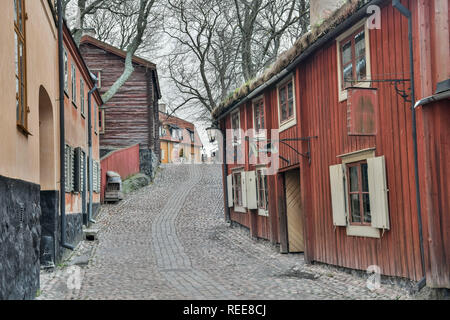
[212,0,370,119]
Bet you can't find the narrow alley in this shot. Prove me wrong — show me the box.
[38,164,413,300]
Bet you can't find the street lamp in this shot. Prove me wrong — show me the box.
[206,124,219,143]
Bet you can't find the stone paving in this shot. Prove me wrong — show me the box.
[37,164,418,300]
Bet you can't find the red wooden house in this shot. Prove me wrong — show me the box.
[79,36,162,179]
[212,0,449,289]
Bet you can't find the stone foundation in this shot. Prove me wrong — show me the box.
[0,175,41,300]
[139,148,160,181]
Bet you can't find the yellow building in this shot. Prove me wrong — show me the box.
[159,111,203,164]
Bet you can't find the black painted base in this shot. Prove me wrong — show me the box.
[0,175,41,300]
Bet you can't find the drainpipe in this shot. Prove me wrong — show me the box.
[57,0,74,251]
[221,125,230,223]
[393,0,426,291]
[87,74,98,225]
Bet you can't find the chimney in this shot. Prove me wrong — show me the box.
[82,28,97,38]
[159,103,167,114]
[310,0,347,26]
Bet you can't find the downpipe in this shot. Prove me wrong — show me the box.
[393,0,426,291]
[87,75,98,225]
[57,0,74,251]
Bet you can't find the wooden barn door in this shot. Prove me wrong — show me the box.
[285,169,304,253]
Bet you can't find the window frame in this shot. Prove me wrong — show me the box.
[256,167,269,217]
[64,49,69,95]
[346,160,371,226]
[80,78,85,117]
[232,170,246,213]
[99,109,105,134]
[14,0,29,133]
[252,96,266,138]
[91,70,102,89]
[277,74,297,132]
[71,63,77,107]
[336,19,372,102]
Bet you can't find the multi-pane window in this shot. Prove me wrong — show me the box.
[14,0,27,130]
[99,109,105,134]
[256,169,268,214]
[231,111,240,144]
[92,70,102,88]
[232,172,243,207]
[279,81,294,124]
[340,28,367,89]
[94,103,98,134]
[253,98,265,134]
[64,49,68,93]
[347,161,371,225]
[71,63,77,105]
[80,79,85,116]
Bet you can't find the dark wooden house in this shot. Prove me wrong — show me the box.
[79,36,162,178]
[213,0,449,289]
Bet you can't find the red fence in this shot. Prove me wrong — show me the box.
[100,144,140,202]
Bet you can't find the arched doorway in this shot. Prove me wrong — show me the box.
[39,86,55,190]
[39,86,57,267]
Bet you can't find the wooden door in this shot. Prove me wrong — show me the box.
[285,169,304,252]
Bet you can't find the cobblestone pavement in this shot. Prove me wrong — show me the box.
[37,164,417,300]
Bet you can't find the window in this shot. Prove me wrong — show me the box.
[253,98,265,135]
[340,28,367,89]
[347,161,371,225]
[336,20,371,101]
[80,79,85,116]
[256,169,269,216]
[232,171,243,208]
[92,70,102,88]
[99,109,105,134]
[64,49,68,94]
[14,0,28,131]
[71,63,77,105]
[189,130,195,142]
[231,111,241,144]
[329,149,390,238]
[94,103,98,134]
[278,81,294,124]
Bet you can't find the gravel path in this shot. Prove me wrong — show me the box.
[37,164,414,300]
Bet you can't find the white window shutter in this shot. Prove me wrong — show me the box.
[241,171,247,208]
[367,156,390,230]
[70,147,75,192]
[97,163,101,193]
[64,145,70,193]
[329,164,347,226]
[246,171,257,210]
[227,174,233,207]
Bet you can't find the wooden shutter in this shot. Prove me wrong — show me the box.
[227,174,233,207]
[241,171,247,208]
[80,151,85,192]
[246,171,257,210]
[74,148,82,192]
[367,156,390,230]
[329,164,347,226]
[64,145,70,193]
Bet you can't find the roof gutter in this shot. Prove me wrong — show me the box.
[216,0,387,121]
[414,90,450,109]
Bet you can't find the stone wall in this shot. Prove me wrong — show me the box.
[139,148,160,181]
[0,175,41,300]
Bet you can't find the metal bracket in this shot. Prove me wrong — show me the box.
[348,79,411,103]
[248,136,318,166]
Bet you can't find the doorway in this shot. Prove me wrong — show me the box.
[284,169,304,253]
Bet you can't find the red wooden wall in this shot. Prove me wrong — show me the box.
[100,144,140,202]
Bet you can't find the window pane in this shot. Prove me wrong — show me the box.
[19,41,24,83]
[281,103,287,121]
[14,0,17,23]
[349,166,359,192]
[263,174,268,210]
[343,63,353,87]
[363,194,371,223]
[288,82,293,100]
[18,0,23,32]
[356,56,367,81]
[361,163,369,192]
[351,194,361,223]
[355,31,365,57]
[20,84,25,125]
[15,34,18,76]
[288,100,294,118]
[342,40,352,65]
[280,87,286,105]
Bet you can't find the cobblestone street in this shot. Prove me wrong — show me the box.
[38,164,415,300]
